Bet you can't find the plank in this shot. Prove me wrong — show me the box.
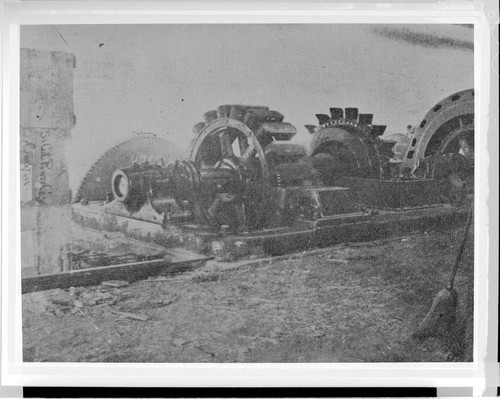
[109,310,149,321]
[22,256,211,294]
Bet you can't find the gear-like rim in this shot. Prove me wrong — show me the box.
[74,133,176,203]
[310,112,389,180]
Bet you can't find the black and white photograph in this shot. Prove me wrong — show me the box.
[18,22,477,363]
[1,2,498,394]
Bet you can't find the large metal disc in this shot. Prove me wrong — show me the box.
[400,89,474,173]
[309,109,391,180]
[75,134,182,202]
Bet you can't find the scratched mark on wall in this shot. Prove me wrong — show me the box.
[20,128,70,205]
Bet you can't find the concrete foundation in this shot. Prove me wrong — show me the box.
[73,202,468,261]
[20,48,75,276]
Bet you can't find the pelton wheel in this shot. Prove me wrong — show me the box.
[307,107,393,183]
[189,105,296,231]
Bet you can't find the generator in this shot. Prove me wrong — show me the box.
[73,92,473,257]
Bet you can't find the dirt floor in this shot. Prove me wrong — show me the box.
[22,224,474,363]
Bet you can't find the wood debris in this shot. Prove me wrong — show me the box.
[101,280,130,288]
[110,310,149,321]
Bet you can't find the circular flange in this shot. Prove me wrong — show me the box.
[111,170,130,202]
[400,89,474,173]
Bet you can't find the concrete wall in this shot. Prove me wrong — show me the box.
[20,49,75,276]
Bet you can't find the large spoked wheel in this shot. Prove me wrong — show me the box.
[189,118,270,231]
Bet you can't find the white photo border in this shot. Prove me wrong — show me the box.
[1,1,498,396]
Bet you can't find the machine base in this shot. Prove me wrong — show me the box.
[73,202,469,260]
